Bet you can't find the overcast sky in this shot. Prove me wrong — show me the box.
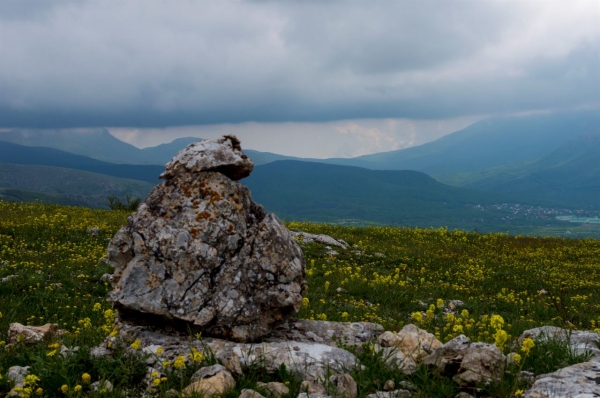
[1,0,598,157]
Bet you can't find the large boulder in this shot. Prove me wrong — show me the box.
[107,136,305,342]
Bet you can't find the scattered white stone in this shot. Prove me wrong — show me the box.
[256,382,289,398]
[7,322,60,345]
[291,231,349,249]
[90,380,113,392]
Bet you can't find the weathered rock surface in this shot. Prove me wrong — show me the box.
[267,319,384,347]
[523,356,600,398]
[520,326,600,357]
[422,335,505,386]
[183,365,235,397]
[7,365,29,396]
[240,389,267,398]
[291,231,349,249]
[300,380,327,395]
[112,322,361,382]
[107,135,305,342]
[329,374,358,398]
[377,324,442,361]
[365,390,411,398]
[520,327,600,398]
[7,322,60,345]
[256,382,289,398]
[160,135,253,181]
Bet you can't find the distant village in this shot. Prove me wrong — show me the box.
[469,203,600,224]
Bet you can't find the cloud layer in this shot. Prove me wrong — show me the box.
[0,0,598,129]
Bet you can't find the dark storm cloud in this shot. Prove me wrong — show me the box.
[0,0,598,128]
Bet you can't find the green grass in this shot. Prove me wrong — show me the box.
[0,202,598,397]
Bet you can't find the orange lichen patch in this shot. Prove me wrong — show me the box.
[146,273,161,289]
[182,184,193,198]
[196,211,212,221]
[190,228,199,238]
[209,193,222,207]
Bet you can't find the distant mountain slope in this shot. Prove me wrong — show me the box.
[244,149,301,166]
[140,137,199,165]
[329,110,600,174]
[462,133,600,208]
[244,160,515,228]
[0,141,163,184]
[0,128,160,164]
[0,163,154,209]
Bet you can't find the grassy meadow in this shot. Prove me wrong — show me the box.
[1,201,599,397]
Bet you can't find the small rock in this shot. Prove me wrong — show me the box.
[8,323,60,344]
[7,366,29,385]
[190,364,229,383]
[377,324,442,361]
[256,382,290,398]
[447,300,464,311]
[90,380,113,392]
[455,393,474,398]
[87,228,101,236]
[0,275,16,283]
[240,389,267,398]
[377,346,417,374]
[297,394,331,398]
[59,345,79,357]
[90,345,111,358]
[99,273,114,283]
[329,373,357,398]
[291,231,348,249]
[183,366,236,397]
[382,380,395,391]
[300,380,327,395]
[365,390,411,398]
[423,335,505,386]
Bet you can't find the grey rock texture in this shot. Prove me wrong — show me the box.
[160,135,253,181]
[422,335,505,386]
[523,356,600,398]
[290,231,349,249]
[109,322,361,382]
[256,382,289,398]
[267,319,384,347]
[7,322,60,345]
[107,135,305,342]
[520,325,600,357]
[521,327,600,398]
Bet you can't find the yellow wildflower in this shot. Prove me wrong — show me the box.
[130,339,142,350]
[521,338,535,354]
[81,373,91,384]
[74,385,82,392]
[60,385,68,394]
[494,329,508,349]
[490,314,505,330]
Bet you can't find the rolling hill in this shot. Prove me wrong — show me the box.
[0,128,159,164]
[0,163,154,209]
[0,141,164,184]
[244,160,520,230]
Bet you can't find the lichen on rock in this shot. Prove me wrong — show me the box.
[106,135,305,342]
